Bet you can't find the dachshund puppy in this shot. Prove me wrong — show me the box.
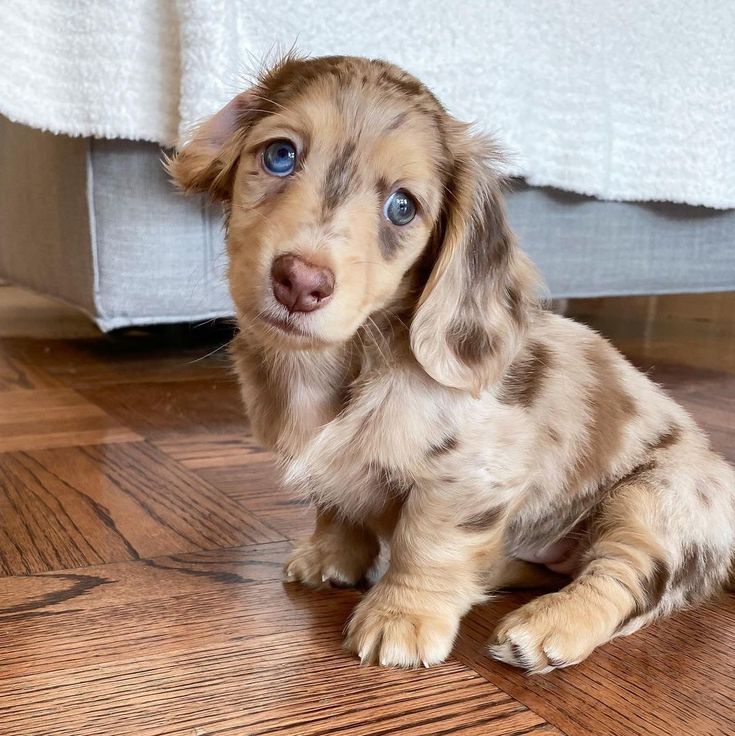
[169,55,735,673]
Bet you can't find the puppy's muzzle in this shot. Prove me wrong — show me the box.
[271,254,335,313]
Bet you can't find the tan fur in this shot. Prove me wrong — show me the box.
[169,54,735,672]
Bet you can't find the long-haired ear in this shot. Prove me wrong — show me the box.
[410,127,541,397]
[165,91,257,200]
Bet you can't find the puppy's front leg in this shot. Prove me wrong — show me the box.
[285,508,380,588]
[345,487,497,668]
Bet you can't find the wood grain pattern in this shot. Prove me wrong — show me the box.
[0,645,559,736]
[1,285,734,735]
[0,442,282,575]
[567,292,735,373]
[0,544,558,736]
[157,435,315,539]
[0,352,61,391]
[0,329,233,388]
[79,378,246,440]
[454,591,735,736]
[0,388,141,452]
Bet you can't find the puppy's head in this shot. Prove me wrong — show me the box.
[169,55,539,394]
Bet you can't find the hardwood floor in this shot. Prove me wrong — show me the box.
[0,286,733,736]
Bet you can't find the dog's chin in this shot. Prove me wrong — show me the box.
[246,310,353,351]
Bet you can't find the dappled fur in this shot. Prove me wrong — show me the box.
[170,54,735,673]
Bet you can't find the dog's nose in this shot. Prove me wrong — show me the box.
[271,254,335,313]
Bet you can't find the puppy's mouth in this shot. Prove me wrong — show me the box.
[260,311,310,337]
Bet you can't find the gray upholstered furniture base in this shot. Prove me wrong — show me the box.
[1,117,734,331]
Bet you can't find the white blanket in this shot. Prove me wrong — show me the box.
[1,0,733,209]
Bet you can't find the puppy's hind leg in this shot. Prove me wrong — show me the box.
[490,480,675,673]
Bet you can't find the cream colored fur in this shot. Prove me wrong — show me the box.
[169,54,735,673]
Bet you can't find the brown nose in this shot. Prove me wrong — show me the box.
[271,254,335,313]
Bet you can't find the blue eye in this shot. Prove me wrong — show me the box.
[263,140,297,176]
[384,190,417,226]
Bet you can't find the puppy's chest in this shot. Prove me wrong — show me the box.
[281,372,457,518]
[281,376,535,526]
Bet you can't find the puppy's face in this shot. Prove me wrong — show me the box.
[224,67,446,347]
[170,55,539,393]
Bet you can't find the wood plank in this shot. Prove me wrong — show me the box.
[78,379,247,441]
[454,590,735,736]
[0,542,291,622]
[0,388,141,452]
[0,640,559,736]
[567,292,735,374]
[157,435,315,540]
[0,352,61,392]
[0,547,349,680]
[0,442,282,575]
[3,285,734,735]
[0,545,559,736]
[201,463,315,541]
[154,433,270,469]
[0,329,233,388]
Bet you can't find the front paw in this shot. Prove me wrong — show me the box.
[488,591,607,674]
[284,536,377,588]
[344,583,459,668]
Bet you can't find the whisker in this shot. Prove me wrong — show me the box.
[183,341,232,365]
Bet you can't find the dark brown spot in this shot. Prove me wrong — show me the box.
[652,425,682,451]
[506,487,598,557]
[670,548,700,590]
[375,68,429,101]
[620,557,670,627]
[546,426,561,444]
[506,285,524,327]
[613,458,658,489]
[379,222,402,260]
[447,322,494,366]
[612,424,683,491]
[375,177,390,196]
[696,486,712,507]
[640,558,671,611]
[669,545,721,604]
[459,506,503,531]
[564,342,638,493]
[432,158,513,288]
[386,112,408,131]
[322,140,358,216]
[427,434,458,458]
[465,186,513,283]
[498,341,551,408]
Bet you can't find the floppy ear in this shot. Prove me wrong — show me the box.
[166,91,258,200]
[410,127,541,397]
